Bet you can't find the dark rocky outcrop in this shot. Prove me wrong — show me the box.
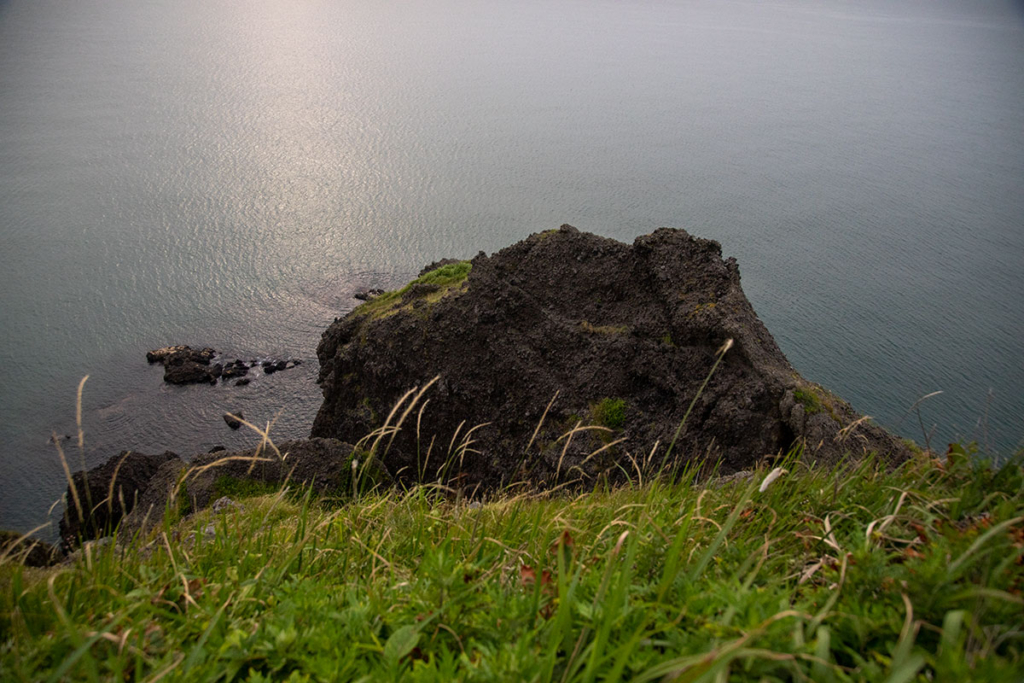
[0,530,59,567]
[117,438,362,538]
[146,346,302,386]
[220,360,250,380]
[56,439,365,548]
[58,450,181,551]
[312,225,909,491]
[147,346,219,385]
[146,345,215,365]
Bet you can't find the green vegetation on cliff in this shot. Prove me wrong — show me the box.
[2,444,1022,681]
[354,261,472,321]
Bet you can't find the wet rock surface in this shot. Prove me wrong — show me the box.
[313,225,909,492]
[145,345,302,386]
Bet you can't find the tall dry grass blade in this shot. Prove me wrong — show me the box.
[75,375,89,451]
[74,375,94,516]
[416,398,431,478]
[384,375,440,456]
[422,434,436,480]
[106,450,132,516]
[663,338,733,464]
[168,455,276,510]
[574,437,628,472]
[53,435,84,526]
[644,439,660,470]
[895,390,943,452]
[368,384,422,456]
[526,391,560,454]
[447,420,467,461]
[456,423,490,467]
[220,410,285,474]
[557,421,610,481]
[625,451,643,486]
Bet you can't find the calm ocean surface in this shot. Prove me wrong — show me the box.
[1,0,1022,536]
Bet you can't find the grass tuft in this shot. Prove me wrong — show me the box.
[354,261,472,320]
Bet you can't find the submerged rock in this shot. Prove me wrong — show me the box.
[312,225,909,491]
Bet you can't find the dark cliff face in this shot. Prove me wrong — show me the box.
[312,225,908,491]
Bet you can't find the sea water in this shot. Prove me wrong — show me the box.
[2,0,1022,536]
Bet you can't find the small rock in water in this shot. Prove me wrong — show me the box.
[164,361,218,385]
[148,346,293,386]
[223,412,243,430]
[235,378,251,386]
[221,363,249,380]
[208,445,226,453]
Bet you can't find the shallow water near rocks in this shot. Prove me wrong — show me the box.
[1,0,1022,537]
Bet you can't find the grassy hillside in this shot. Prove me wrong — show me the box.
[2,443,1022,681]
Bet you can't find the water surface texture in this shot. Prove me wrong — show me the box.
[2,0,1022,535]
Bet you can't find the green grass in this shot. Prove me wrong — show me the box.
[3,444,1022,681]
[212,476,284,500]
[354,262,472,320]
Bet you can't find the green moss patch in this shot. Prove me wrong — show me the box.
[354,261,472,320]
[590,397,627,429]
[793,388,823,415]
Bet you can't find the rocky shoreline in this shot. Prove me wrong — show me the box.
[8,226,913,564]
